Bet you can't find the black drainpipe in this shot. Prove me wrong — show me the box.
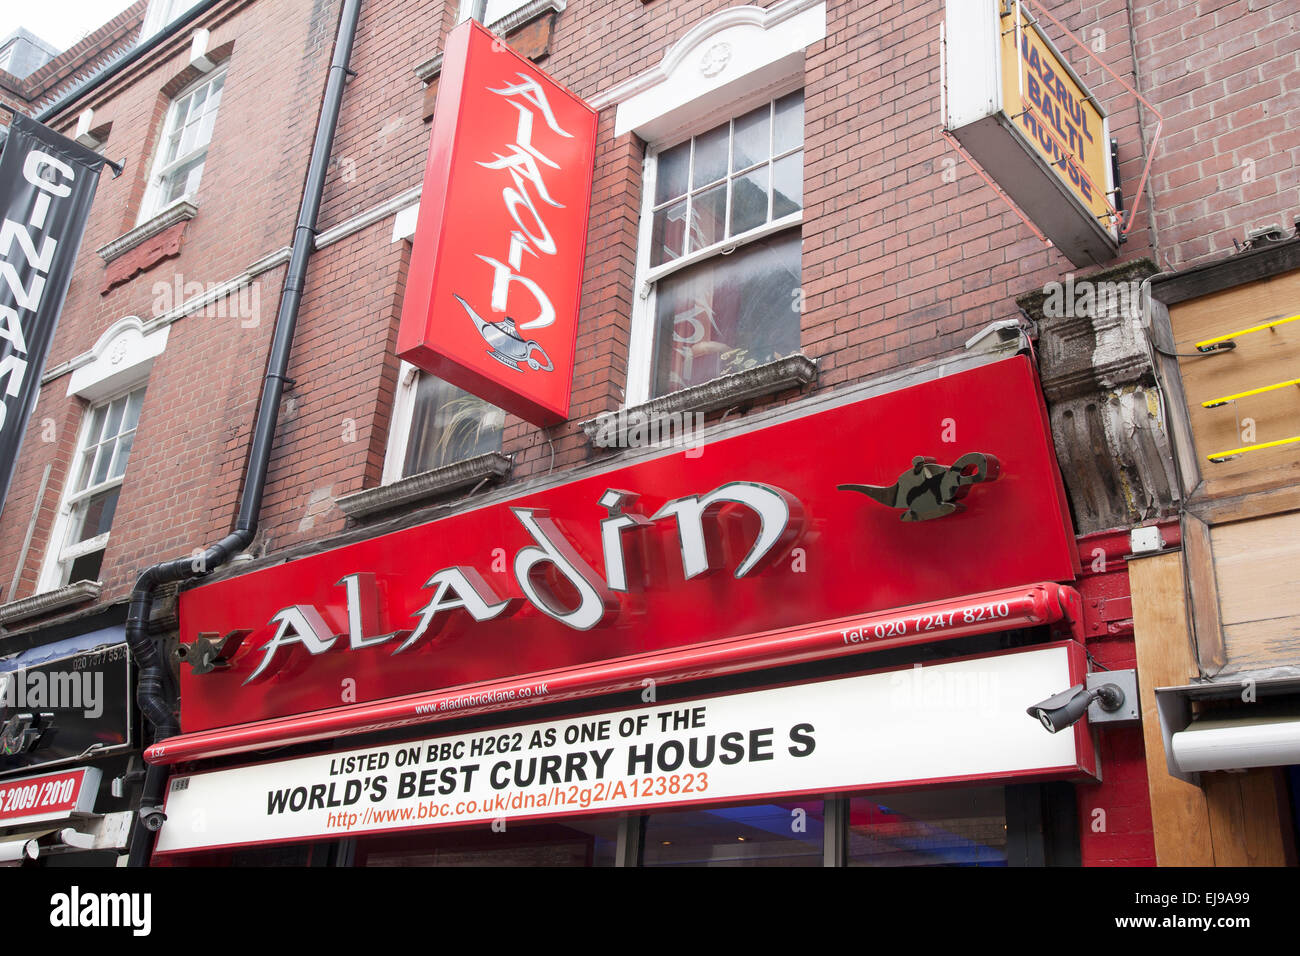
[126,0,365,866]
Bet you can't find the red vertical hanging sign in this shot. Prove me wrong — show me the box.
[398,19,598,426]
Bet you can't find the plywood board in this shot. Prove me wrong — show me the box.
[1203,769,1293,866]
[1220,619,1300,674]
[1210,512,1300,672]
[1169,270,1300,499]
[1129,552,1215,865]
[1183,513,1226,675]
[1211,511,1300,622]
[1149,297,1204,499]
[1188,483,1300,524]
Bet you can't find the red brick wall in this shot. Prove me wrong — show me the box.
[0,0,342,603]
[1130,0,1300,266]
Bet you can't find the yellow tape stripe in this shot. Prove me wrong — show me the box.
[1202,378,1300,406]
[1195,313,1300,349]
[1207,434,1300,461]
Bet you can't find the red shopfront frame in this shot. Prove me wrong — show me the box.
[153,581,1080,764]
[152,641,1096,859]
[166,356,1078,753]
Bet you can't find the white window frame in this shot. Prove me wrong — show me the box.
[381,363,505,485]
[627,80,805,406]
[382,362,423,485]
[457,0,535,27]
[37,385,147,592]
[140,0,202,40]
[593,0,827,406]
[139,66,227,223]
[35,317,166,594]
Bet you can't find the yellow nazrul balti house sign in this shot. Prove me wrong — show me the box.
[1000,3,1113,230]
[943,1,1118,267]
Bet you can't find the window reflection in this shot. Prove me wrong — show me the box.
[642,801,823,866]
[403,374,504,476]
[355,816,619,867]
[651,231,801,395]
[847,788,1007,867]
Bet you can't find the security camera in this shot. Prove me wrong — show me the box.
[1027,682,1126,733]
[138,806,168,832]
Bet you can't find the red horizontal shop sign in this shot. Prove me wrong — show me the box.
[174,356,1078,740]
[397,19,598,426]
[151,582,1080,764]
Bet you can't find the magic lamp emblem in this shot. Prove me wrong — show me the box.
[455,294,554,373]
[837,453,1001,521]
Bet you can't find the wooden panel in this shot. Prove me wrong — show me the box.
[1212,511,1300,622]
[1155,239,1300,306]
[1169,270,1300,500]
[1203,769,1294,866]
[1187,483,1300,524]
[1182,513,1226,675]
[1128,552,1215,866]
[1210,512,1300,672]
[1221,619,1300,673]
[1203,772,1251,866]
[1149,297,1204,499]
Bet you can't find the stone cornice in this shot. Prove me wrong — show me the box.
[582,354,818,445]
[96,199,197,263]
[490,0,565,39]
[0,580,102,627]
[413,52,443,83]
[1021,258,1178,534]
[335,452,513,521]
[1023,258,1161,403]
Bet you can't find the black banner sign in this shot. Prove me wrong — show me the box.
[0,641,133,774]
[0,114,108,517]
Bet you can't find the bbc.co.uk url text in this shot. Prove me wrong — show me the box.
[325,771,710,831]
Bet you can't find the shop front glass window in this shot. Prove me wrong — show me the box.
[847,787,1007,867]
[641,800,823,866]
[353,816,619,866]
[154,842,321,867]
